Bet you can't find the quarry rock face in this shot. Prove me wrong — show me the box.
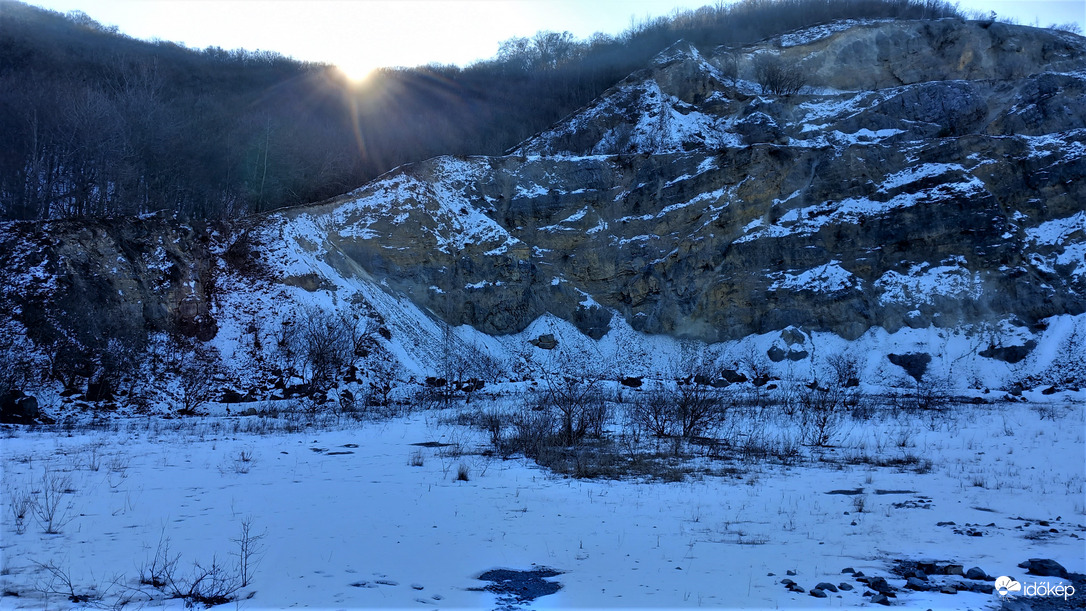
[258,19,1085,342]
[2,19,1084,357]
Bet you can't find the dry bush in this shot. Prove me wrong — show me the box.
[753,54,806,96]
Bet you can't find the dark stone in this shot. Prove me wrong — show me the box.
[871,593,890,606]
[571,305,611,340]
[842,567,855,574]
[457,378,485,393]
[790,585,805,593]
[620,376,643,388]
[781,579,795,586]
[0,391,43,424]
[968,582,994,594]
[839,583,854,591]
[810,588,827,598]
[816,582,838,592]
[220,389,247,403]
[1018,558,1068,578]
[735,111,785,144]
[780,327,807,345]
[86,380,114,401]
[868,577,894,594]
[722,369,748,384]
[284,383,313,398]
[939,585,957,594]
[530,334,559,350]
[767,345,787,362]
[979,340,1036,363]
[905,577,930,591]
[786,570,797,576]
[887,353,931,382]
[964,567,988,580]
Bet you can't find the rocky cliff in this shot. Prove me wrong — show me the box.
[1,18,1084,394]
[268,19,1086,342]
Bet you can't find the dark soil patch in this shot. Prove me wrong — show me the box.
[411,441,452,448]
[826,488,864,495]
[874,489,917,495]
[472,567,563,609]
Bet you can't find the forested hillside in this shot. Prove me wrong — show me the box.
[0,0,968,220]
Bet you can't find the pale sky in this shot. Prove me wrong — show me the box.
[23,0,1086,80]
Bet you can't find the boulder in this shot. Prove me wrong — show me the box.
[905,577,929,591]
[1018,558,1068,578]
[0,391,42,424]
[964,567,988,580]
[529,334,558,350]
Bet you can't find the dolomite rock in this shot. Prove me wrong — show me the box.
[1,18,1083,371]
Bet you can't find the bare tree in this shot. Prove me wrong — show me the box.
[753,54,806,96]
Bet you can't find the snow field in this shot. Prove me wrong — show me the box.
[1,394,1082,610]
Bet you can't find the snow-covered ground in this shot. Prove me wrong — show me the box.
[1,393,1082,610]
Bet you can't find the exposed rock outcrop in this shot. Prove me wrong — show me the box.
[1,18,1083,384]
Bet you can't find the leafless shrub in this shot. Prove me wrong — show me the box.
[84,443,103,472]
[32,468,75,534]
[718,51,740,87]
[797,378,846,447]
[509,405,557,459]
[172,556,241,607]
[630,389,675,437]
[273,305,367,395]
[477,408,506,448]
[33,559,98,604]
[175,340,217,414]
[409,449,425,467]
[365,355,398,409]
[536,367,608,446]
[8,484,33,534]
[140,531,181,589]
[219,448,256,475]
[672,378,723,438]
[231,516,265,588]
[753,53,806,96]
[852,494,867,513]
[138,521,258,606]
[619,412,643,460]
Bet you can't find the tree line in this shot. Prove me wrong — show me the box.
[0,0,965,220]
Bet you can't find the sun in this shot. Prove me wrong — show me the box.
[336,61,378,83]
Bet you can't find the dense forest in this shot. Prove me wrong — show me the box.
[0,0,973,220]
